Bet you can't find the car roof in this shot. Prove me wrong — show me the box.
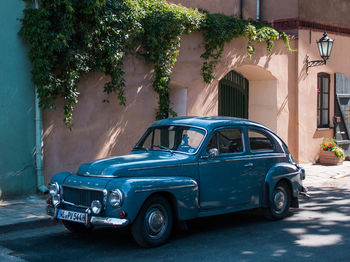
[151,116,268,130]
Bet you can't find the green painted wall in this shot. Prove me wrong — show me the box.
[0,0,36,199]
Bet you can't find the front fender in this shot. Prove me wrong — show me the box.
[50,172,72,185]
[264,163,303,206]
[106,176,199,223]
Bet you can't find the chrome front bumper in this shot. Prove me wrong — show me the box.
[90,216,129,226]
[299,185,310,198]
[46,205,129,227]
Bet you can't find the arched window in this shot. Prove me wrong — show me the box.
[317,73,330,128]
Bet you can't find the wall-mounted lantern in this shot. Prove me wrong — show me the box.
[306,32,334,74]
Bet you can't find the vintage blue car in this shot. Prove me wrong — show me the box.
[47,117,306,247]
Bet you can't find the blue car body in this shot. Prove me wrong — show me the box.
[47,117,305,246]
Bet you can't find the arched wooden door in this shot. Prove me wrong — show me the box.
[218,70,249,119]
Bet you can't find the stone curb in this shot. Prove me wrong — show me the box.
[330,173,350,179]
[0,218,57,234]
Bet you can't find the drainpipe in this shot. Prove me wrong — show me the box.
[34,0,48,193]
[35,89,47,193]
[256,0,261,21]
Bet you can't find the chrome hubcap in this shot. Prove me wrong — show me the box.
[148,210,165,233]
[145,207,167,238]
[274,190,286,211]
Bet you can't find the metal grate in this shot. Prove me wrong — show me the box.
[63,186,104,207]
[218,70,249,119]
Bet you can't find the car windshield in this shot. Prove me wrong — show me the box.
[134,125,206,154]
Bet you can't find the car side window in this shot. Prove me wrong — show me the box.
[248,129,274,152]
[206,129,243,154]
[206,133,218,153]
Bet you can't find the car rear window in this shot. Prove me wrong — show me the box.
[248,130,274,152]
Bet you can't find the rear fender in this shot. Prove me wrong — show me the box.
[263,163,303,206]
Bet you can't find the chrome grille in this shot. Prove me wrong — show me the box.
[63,186,104,207]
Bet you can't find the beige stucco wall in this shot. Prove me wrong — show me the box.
[299,0,350,27]
[169,0,259,20]
[249,80,277,132]
[297,29,350,162]
[259,0,350,26]
[262,0,298,22]
[43,30,298,183]
[168,0,240,16]
[169,0,300,22]
[43,57,158,180]
[241,0,257,20]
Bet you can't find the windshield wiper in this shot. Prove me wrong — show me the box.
[133,145,149,151]
[151,144,173,152]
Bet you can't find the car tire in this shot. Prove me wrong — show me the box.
[131,195,173,248]
[264,180,291,220]
[62,220,93,234]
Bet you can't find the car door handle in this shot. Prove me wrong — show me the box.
[244,163,254,167]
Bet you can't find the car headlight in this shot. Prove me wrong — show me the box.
[109,189,123,208]
[49,182,61,205]
[52,194,61,206]
[91,200,102,215]
[49,182,59,196]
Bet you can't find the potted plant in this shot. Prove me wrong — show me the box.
[319,138,345,165]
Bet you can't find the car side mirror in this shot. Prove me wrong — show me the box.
[208,148,219,158]
[201,148,219,159]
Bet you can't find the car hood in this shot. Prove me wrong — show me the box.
[77,151,191,177]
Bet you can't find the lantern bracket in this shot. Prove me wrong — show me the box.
[306,55,326,74]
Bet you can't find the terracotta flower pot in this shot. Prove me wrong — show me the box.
[319,150,344,165]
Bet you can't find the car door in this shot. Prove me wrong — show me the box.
[245,127,284,202]
[198,127,254,210]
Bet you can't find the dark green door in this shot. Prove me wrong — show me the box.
[335,73,350,156]
[218,70,249,118]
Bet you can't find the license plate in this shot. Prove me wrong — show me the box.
[57,210,86,224]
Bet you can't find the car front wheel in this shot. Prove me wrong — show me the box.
[131,195,173,248]
[264,180,291,220]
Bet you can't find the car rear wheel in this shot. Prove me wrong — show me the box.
[264,180,291,220]
[62,220,93,234]
[131,195,173,248]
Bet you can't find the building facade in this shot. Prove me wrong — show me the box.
[0,0,37,198]
[31,0,350,184]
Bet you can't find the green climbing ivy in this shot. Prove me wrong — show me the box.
[135,0,203,119]
[200,12,292,83]
[20,0,140,125]
[20,0,291,126]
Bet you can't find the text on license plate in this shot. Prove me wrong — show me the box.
[58,210,86,223]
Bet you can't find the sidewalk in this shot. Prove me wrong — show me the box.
[302,160,350,188]
[0,194,55,233]
[0,161,349,233]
